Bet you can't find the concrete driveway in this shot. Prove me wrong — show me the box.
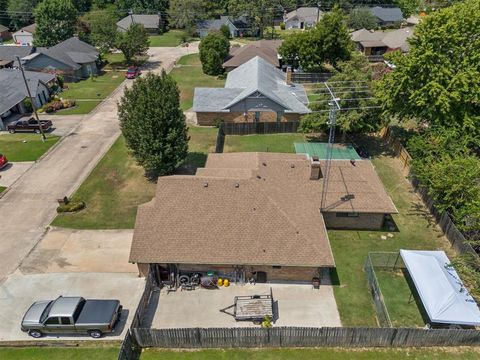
[152,283,341,329]
[146,42,199,74]
[0,45,198,281]
[20,228,136,274]
[0,272,144,341]
[0,162,34,188]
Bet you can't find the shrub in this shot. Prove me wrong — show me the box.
[61,99,76,108]
[51,101,64,111]
[219,24,231,39]
[57,75,64,88]
[261,315,272,328]
[56,201,86,213]
[280,22,285,30]
[23,98,33,112]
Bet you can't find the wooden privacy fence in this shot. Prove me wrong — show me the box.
[132,327,480,348]
[379,126,477,257]
[130,266,156,328]
[118,330,140,360]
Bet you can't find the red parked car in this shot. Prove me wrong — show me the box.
[125,66,141,79]
[0,153,8,170]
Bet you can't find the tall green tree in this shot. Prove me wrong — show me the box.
[34,0,78,47]
[7,0,40,30]
[115,0,168,13]
[279,6,352,71]
[301,53,381,134]
[0,0,9,27]
[118,71,189,177]
[199,31,229,75]
[397,0,423,17]
[115,23,149,64]
[83,9,119,53]
[377,0,480,134]
[348,7,378,30]
[168,0,202,32]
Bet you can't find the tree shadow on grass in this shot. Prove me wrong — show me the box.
[407,202,437,229]
[347,133,397,159]
[176,152,207,175]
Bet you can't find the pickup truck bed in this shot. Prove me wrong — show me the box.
[76,300,120,325]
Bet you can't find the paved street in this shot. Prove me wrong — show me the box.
[0,45,199,282]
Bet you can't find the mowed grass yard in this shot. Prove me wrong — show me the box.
[149,30,195,47]
[52,127,217,229]
[2,347,480,360]
[55,71,124,115]
[170,53,225,110]
[0,133,59,161]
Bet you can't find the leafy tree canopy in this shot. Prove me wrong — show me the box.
[377,0,480,135]
[168,0,202,32]
[115,0,167,13]
[199,31,229,75]
[279,6,353,71]
[7,0,40,30]
[396,0,422,18]
[348,7,378,30]
[115,23,149,64]
[83,9,119,53]
[34,0,77,47]
[118,71,189,177]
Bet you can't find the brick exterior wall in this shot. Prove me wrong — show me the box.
[138,263,320,283]
[196,111,301,126]
[322,212,385,230]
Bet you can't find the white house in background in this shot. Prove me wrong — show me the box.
[284,7,323,30]
[12,23,36,45]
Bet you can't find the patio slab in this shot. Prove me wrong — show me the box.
[151,282,341,328]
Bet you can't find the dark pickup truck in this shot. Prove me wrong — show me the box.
[21,296,122,338]
[7,117,52,134]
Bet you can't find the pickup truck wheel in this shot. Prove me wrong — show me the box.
[34,129,41,134]
[88,330,103,338]
[28,329,43,338]
[8,129,15,134]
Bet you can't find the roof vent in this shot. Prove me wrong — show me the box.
[262,162,267,166]
[256,175,262,179]
[234,183,240,188]
[203,182,208,188]
[290,163,295,168]
[350,159,356,166]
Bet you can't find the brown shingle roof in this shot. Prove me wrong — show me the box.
[223,40,282,68]
[130,152,397,267]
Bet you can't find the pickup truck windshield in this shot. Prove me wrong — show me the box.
[40,301,54,323]
[73,299,86,322]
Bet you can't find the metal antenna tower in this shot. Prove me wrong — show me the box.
[320,82,340,211]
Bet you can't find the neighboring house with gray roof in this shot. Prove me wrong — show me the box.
[22,37,99,82]
[0,68,56,129]
[12,23,36,45]
[351,27,414,57]
[196,16,250,38]
[0,24,12,42]
[0,45,34,68]
[117,14,164,33]
[193,56,310,125]
[284,7,323,30]
[369,6,404,26]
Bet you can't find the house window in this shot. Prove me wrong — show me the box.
[336,212,359,218]
[272,266,282,269]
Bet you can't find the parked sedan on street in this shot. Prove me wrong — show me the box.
[21,296,122,338]
[7,118,52,134]
[0,153,8,169]
[125,66,141,79]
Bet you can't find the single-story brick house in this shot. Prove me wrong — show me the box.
[351,27,414,56]
[22,37,99,82]
[130,152,397,283]
[193,56,310,125]
[284,7,323,30]
[223,40,282,71]
[117,14,165,33]
[0,68,56,129]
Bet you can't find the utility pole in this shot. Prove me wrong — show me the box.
[16,56,46,142]
[320,83,340,211]
[129,9,134,25]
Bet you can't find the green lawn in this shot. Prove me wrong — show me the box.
[376,269,426,327]
[0,134,60,161]
[52,127,217,229]
[141,348,480,360]
[52,135,157,229]
[0,186,6,193]
[149,30,194,47]
[54,71,124,115]
[0,347,118,360]
[170,54,225,110]
[329,137,452,327]
[224,133,306,153]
